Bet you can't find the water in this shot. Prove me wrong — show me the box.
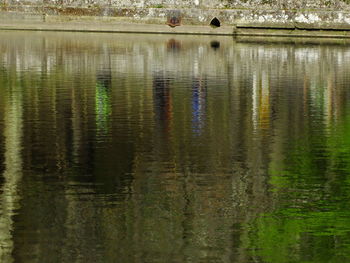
[0,31,350,263]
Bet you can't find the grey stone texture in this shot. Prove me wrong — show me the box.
[2,0,350,32]
[1,0,350,9]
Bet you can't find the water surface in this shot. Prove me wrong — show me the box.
[0,31,350,263]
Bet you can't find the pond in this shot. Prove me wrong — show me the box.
[0,31,350,263]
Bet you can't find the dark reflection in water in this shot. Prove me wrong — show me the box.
[153,74,172,133]
[167,39,181,52]
[1,32,350,262]
[210,40,220,50]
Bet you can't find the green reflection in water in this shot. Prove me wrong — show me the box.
[95,82,111,135]
[247,108,350,263]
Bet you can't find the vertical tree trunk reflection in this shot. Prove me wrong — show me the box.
[0,84,23,263]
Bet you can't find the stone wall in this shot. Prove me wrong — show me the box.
[1,0,350,9]
[2,0,350,32]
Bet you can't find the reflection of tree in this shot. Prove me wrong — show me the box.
[246,122,350,262]
[244,68,350,263]
[0,76,23,263]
